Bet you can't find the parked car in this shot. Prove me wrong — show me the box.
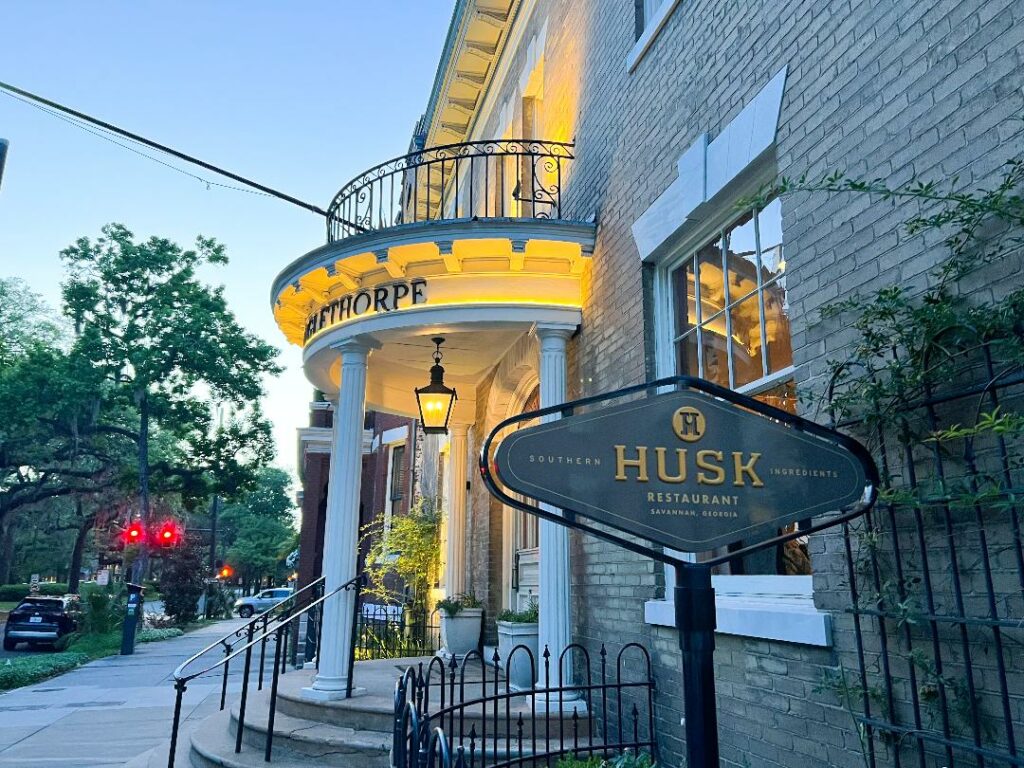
[3,596,78,651]
[233,587,293,618]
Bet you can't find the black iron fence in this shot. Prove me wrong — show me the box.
[393,643,657,768]
[827,335,1024,767]
[326,139,575,243]
[354,599,441,660]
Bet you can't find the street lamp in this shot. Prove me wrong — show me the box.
[0,139,8,192]
[415,337,457,435]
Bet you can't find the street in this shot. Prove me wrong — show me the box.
[0,618,253,767]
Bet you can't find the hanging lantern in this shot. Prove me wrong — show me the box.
[415,337,457,435]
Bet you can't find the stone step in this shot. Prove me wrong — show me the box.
[189,708,382,768]
[274,668,593,738]
[228,693,391,767]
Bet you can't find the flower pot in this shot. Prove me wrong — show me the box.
[497,620,539,691]
[440,607,483,656]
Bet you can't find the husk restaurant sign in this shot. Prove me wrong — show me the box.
[493,387,870,552]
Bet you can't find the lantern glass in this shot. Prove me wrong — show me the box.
[416,384,456,434]
[415,337,457,434]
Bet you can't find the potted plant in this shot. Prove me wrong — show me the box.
[437,593,483,657]
[496,600,539,691]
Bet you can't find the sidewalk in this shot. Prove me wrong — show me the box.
[0,619,249,768]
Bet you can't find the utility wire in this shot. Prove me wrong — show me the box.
[1,89,273,199]
[0,79,333,219]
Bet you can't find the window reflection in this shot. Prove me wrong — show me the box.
[729,294,764,387]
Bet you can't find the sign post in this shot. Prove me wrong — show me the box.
[481,376,877,767]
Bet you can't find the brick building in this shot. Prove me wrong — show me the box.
[281,1,1024,764]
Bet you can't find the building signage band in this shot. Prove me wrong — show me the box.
[493,388,870,552]
[303,278,428,342]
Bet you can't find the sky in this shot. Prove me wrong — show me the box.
[0,2,454,480]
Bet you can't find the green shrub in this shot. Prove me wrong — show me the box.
[77,584,125,636]
[204,583,234,619]
[556,752,655,768]
[160,543,206,625]
[0,583,70,602]
[137,627,184,643]
[437,593,482,617]
[497,600,539,623]
[0,652,90,691]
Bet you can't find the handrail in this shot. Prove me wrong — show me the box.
[172,576,325,682]
[325,138,576,243]
[166,573,364,767]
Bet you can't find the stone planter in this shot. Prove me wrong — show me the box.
[496,620,539,691]
[440,607,483,656]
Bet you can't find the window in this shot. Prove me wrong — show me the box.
[381,442,407,554]
[648,197,830,646]
[663,198,805,576]
[629,0,683,71]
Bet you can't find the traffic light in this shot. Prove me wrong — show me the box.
[123,521,145,547]
[218,564,234,579]
[156,520,182,548]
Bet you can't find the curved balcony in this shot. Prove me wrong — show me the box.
[326,138,575,243]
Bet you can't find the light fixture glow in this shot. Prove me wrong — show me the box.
[415,337,457,435]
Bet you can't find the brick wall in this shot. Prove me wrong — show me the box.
[463,0,1024,764]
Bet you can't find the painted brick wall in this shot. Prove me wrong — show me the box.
[465,0,1024,764]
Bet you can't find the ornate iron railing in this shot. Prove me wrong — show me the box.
[393,643,657,768]
[827,332,1024,766]
[354,599,441,660]
[326,139,575,243]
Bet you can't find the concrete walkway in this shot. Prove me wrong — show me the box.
[0,619,252,768]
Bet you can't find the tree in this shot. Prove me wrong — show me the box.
[220,467,295,591]
[60,224,281,580]
[0,285,130,538]
[160,540,206,625]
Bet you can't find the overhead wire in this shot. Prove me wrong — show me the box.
[0,89,273,199]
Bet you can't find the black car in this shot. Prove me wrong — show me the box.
[3,596,78,651]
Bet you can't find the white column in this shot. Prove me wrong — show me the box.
[445,424,469,596]
[305,339,375,701]
[534,324,576,693]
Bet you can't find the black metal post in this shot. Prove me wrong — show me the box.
[235,624,255,753]
[346,576,363,698]
[167,679,186,768]
[674,563,719,767]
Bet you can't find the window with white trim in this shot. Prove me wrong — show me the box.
[659,197,808,577]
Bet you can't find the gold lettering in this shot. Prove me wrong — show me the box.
[732,452,764,487]
[614,445,648,482]
[696,450,725,485]
[655,447,688,483]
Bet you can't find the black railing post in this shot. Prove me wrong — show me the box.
[219,641,231,711]
[167,678,187,768]
[258,616,268,690]
[346,575,363,698]
[265,625,285,762]
[235,623,255,754]
[674,563,718,768]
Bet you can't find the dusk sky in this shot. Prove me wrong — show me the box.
[0,2,453,480]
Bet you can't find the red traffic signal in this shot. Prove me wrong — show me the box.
[123,521,145,546]
[218,565,234,579]
[157,520,182,548]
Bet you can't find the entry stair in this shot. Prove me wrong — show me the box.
[134,657,593,768]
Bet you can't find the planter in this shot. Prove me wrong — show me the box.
[496,620,539,691]
[440,607,483,656]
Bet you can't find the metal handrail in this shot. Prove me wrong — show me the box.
[172,576,325,683]
[325,138,576,243]
[166,573,363,767]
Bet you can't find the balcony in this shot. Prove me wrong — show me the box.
[273,138,595,416]
[325,138,576,243]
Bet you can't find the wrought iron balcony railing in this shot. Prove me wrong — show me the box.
[326,139,575,243]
